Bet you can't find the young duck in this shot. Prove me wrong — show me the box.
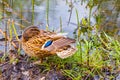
[21,25,77,59]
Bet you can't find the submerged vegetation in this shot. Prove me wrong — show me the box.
[0,0,120,80]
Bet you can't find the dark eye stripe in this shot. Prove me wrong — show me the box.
[44,40,53,48]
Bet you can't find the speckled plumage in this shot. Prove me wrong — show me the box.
[22,26,77,59]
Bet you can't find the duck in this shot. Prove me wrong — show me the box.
[21,25,77,60]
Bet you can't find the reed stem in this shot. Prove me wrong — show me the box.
[60,16,62,32]
[46,0,49,30]
[32,0,35,25]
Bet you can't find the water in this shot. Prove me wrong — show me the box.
[20,0,93,36]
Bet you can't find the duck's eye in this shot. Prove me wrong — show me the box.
[44,40,53,48]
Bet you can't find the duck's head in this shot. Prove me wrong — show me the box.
[22,26,40,42]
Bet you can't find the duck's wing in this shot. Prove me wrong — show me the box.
[39,30,77,58]
[43,37,77,59]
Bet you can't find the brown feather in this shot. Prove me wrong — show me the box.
[43,38,75,51]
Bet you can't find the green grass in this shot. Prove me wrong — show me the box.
[39,31,120,79]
